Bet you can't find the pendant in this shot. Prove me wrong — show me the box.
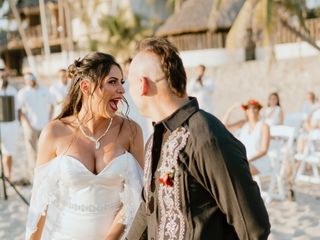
[95,141,100,150]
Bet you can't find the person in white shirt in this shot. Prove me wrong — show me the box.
[187,64,215,113]
[49,69,69,117]
[301,91,319,115]
[0,69,20,181]
[261,92,284,126]
[297,107,320,156]
[17,72,54,179]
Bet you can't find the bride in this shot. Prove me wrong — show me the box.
[25,52,144,240]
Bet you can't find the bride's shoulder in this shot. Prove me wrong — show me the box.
[42,118,73,139]
[115,115,144,167]
[115,116,143,141]
[36,120,63,166]
[115,115,141,130]
[39,118,73,153]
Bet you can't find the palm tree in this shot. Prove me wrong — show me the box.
[68,0,101,51]
[99,8,152,58]
[211,0,320,52]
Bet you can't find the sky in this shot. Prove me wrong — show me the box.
[307,0,320,8]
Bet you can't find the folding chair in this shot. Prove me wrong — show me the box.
[295,130,320,184]
[284,112,307,131]
[254,125,296,203]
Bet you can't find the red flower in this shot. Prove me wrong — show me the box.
[159,170,175,187]
[159,168,175,187]
[241,99,263,111]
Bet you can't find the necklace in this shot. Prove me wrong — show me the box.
[77,118,113,150]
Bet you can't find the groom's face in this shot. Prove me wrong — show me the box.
[127,52,145,115]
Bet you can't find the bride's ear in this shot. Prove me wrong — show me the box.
[79,79,92,96]
[140,77,149,96]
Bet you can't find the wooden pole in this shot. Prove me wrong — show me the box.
[63,0,73,52]
[39,0,51,75]
[58,0,67,52]
[62,0,73,64]
[8,0,37,74]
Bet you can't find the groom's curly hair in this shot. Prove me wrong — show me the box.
[136,37,187,97]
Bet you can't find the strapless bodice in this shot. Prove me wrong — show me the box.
[25,152,143,240]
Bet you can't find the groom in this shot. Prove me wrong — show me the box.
[126,37,270,239]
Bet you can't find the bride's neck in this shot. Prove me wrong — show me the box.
[77,110,110,134]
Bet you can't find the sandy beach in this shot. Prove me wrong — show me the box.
[1,129,320,240]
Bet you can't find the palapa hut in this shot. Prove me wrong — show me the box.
[156,0,245,51]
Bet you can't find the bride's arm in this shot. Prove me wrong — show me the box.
[104,211,125,240]
[29,217,46,240]
[105,121,144,240]
[28,121,59,240]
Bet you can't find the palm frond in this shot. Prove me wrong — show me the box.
[224,0,319,53]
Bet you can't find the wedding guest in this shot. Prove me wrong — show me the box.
[187,64,215,113]
[301,91,318,114]
[17,72,54,179]
[261,92,284,126]
[223,100,271,176]
[0,69,20,181]
[49,69,70,117]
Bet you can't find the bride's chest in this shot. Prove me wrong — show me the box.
[58,155,127,188]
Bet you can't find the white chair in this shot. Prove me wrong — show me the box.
[254,125,296,203]
[284,112,307,130]
[295,130,320,184]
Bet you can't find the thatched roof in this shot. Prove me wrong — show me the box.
[156,0,245,37]
[208,0,245,31]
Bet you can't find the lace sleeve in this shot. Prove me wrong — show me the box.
[119,154,143,234]
[25,158,60,240]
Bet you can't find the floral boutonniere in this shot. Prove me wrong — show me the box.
[159,167,175,187]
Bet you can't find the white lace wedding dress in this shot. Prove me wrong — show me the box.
[25,151,143,240]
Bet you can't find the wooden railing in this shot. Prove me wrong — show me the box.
[275,17,320,44]
[7,24,63,49]
[167,17,320,51]
[168,31,228,51]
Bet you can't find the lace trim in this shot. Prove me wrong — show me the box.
[25,158,60,240]
[26,190,57,240]
[158,127,190,240]
[118,156,143,237]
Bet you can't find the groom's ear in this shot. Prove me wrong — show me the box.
[140,77,149,96]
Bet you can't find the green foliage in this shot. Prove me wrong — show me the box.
[276,0,308,31]
[98,8,154,58]
[70,0,172,57]
[215,0,319,51]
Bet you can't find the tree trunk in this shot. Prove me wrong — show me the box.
[39,0,51,75]
[64,0,74,52]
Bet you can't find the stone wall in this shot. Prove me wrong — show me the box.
[186,55,320,119]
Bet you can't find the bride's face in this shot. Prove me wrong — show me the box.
[90,65,125,118]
